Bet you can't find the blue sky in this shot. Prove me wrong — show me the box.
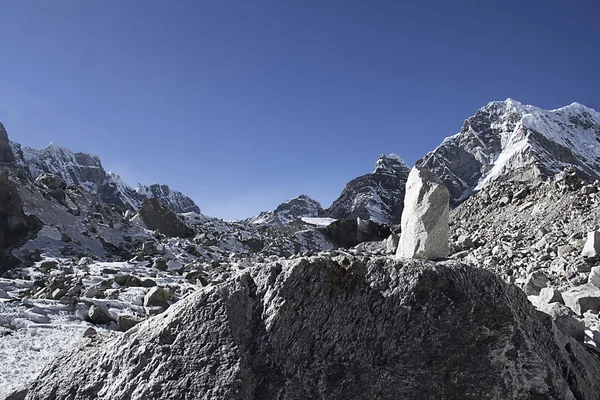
[0,1,598,219]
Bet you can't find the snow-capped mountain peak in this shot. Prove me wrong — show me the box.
[5,130,200,214]
[418,100,600,204]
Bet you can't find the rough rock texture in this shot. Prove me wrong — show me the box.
[326,154,410,224]
[0,173,42,273]
[581,231,600,258]
[26,257,600,400]
[397,167,449,260]
[0,122,15,163]
[138,198,191,238]
[418,99,600,205]
[135,183,201,214]
[248,195,323,225]
[322,218,390,248]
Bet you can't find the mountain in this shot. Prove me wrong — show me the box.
[8,137,200,214]
[325,154,410,225]
[418,99,600,204]
[248,194,323,225]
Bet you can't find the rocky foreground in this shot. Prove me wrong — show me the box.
[24,257,600,400]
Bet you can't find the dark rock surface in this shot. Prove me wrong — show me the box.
[326,154,410,224]
[26,257,600,400]
[138,198,191,238]
[322,218,391,248]
[0,173,42,273]
[0,122,15,163]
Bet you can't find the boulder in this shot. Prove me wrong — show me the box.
[581,231,600,258]
[0,173,43,273]
[538,287,564,304]
[397,167,449,260]
[116,315,144,332]
[562,284,600,315]
[523,270,549,295]
[588,266,600,288]
[322,218,390,248]
[138,198,191,238]
[143,287,172,308]
[26,258,600,400]
[35,173,66,190]
[384,233,400,254]
[0,122,15,163]
[87,304,114,325]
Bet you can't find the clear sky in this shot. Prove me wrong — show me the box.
[0,1,598,219]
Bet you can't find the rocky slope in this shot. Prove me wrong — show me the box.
[247,194,323,225]
[25,257,600,400]
[326,154,410,225]
[418,99,600,204]
[9,137,199,214]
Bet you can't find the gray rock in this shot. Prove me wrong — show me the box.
[554,315,586,343]
[26,258,600,400]
[581,231,600,258]
[562,284,600,315]
[538,287,564,304]
[322,218,390,248]
[35,173,66,190]
[397,167,449,260]
[139,198,191,238]
[5,388,28,400]
[457,234,475,249]
[116,315,144,332]
[141,241,160,256]
[143,287,172,308]
[523,270,549,295]
[0,122,15,163]
[384,233,400,254]
[87,304,114,325]
[589,266,600,288]
[152,257,168,271]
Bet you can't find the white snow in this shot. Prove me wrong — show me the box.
[300,217,337,227]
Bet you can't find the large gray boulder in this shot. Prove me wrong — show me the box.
[26,257,600,400]
[396,166,450,260]
[138,198,191,238]
[0,122,15,163]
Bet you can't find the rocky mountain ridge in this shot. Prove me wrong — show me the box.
[325,153,410,225]
[9,137,200,214]
[247,194,323,225]
[418,99,600,204]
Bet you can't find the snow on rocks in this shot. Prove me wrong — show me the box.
[397,167,449,260]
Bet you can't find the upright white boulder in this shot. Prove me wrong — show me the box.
[581,231,600,258]
[396,166,449,260]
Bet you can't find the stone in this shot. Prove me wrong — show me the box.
[35,173,66,191]
[581,231,600,258]
[384,233,400,254]
[138,198,191,238]
[554,315,586,343]
[26,258,600,400]
[538,287,564,304]
[87,304,114,325]
[142,241,160,256]
[323,218,391,248]
[143,287,172,308]
[83,327,97,337]
[523,270,549,295]
[0,122,15,163]
[562,284,600,315]
[152,257,168,271]
[5,388,28,400]
[396,167,449,260]
[457,235,474,250]
[116,315,143,332]
[0,288,8,298]
[589,266,600,288]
